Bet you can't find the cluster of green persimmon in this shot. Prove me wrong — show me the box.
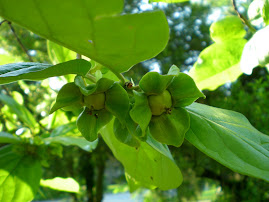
[51,65,205,147]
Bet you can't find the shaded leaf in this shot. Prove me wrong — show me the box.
[0,145,42,202]
[113,118,140,147]
[129,91,151,135]
[149,107,189,147]
[0,59,91,84]
[186,102,269,181]
[167,65,180,76]
[139,72,174,95]
[105,83,129,124]
[0,0,169,73]
[50,83,83,114]
[77,108,112,142]
[167,73,205,107]
[0,132,20,144]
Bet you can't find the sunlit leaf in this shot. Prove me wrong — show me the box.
[101,121,183,190]
[240,26,269,75]
[186,102,269,182]
[47,40,76,64]
[40,177,80,193]
[210,16,246,43]
[0,145,42,202]
[0,93,38,129]
[0,0,169,73]
[189,39,246,91]
[0,59,91,84]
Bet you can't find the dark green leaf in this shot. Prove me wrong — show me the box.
[113,118,140,147]
[0,145,42,202]
[0,59,91,84]
[105,83,129,124]
[210,16,246,43]
[139,72,174,95]
[167,73,205,107]
[189,39,246,90]
[101,121,183,190]
[0,1,169,73]
[77,108,112,142]
[185,102,269,182]
[149,107,190,147]
[74,76,114,96]
[240,26,269,74]
[0,132,20,144]
[50,83,83,114]
[129,91,151,135]
[0,93,38,129]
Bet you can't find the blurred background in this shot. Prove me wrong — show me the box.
[0,0,269,201]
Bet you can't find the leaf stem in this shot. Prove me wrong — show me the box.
[112,71,126,85]
[231,0,256,33]
[85,73,97,83]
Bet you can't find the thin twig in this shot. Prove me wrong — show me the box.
[231,0,256,33]
[7,21,34,62]
[0,20,7,26]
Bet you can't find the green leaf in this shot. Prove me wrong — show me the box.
[240,26,269,75]
[263,0,269,25]
[100,121,183,190]
[185,102,269,182]
[0,59,91,85]
[0,132,20,144]
[44,136,98,152]
[50,122,77,137]
[105,83,130,124]
[149,107,189,147]
[149,0,189,3]
[47,40,76,64]
[50,83,83,114]
[0,93,38,129]
[167,73,205,107]
[74,76,114,96]
[77,108,112,142]
[167,65,180,76]
[40,177,80,193]
[210,16,246,43]
[130,91,151,135]
[189,39,246,91]
[248,0,269,25]
[113,118,140,147]
[0,145,42,202]
[139,72,174,95]
[0,1,169,73]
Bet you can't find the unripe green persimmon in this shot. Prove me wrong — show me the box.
[148,90,172,116]
[84,93,105,110]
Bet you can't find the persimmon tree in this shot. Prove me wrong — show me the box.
[0,0,268,201]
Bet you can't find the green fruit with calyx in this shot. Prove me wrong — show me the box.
[148,90,172,116]
[84,93,106,110]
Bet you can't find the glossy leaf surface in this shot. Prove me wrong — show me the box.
[0,59,91,84]
[149,107,189,147]
[186,103,269,181]
[40,177,80,193]
[0,132,20,144]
